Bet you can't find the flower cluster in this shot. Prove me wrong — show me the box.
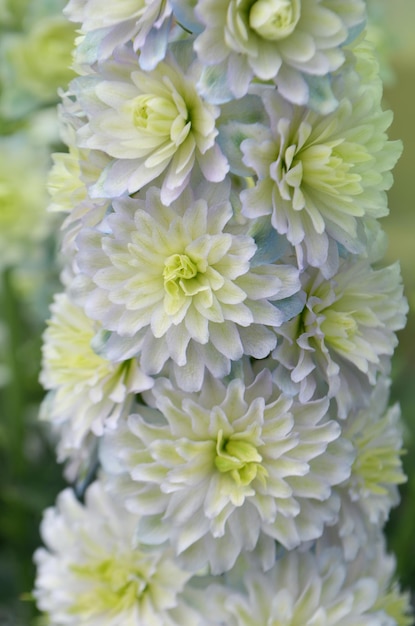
[105,370,353,573]
[34,481,200,625]
[40,292,153,461]
[33,1,411,625]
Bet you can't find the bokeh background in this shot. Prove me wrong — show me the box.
[0,1,414,624]
[380,0,415,606]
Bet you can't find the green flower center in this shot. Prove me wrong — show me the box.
[215,429,267,486]
[130,94,179,135]
[320,308,358,352]
[163,253,199,296]
[352,419,406,497]
[70,556,147,616]
[300,141,363,198]
[249,0,301,41]
[45,303,116,387]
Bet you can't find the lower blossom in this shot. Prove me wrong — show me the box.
[103,369,353,574]
[34,481,200,626]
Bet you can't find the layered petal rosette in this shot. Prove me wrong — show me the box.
[342,377,406,526]
[34,481,199,626]
[73,52,228,204]
[193,0,365,104]
[40,293,153,459]
[48,145,112,256]
[204,541,412,626]
[241,45,402,272]
[75,183,301,391]
[64,0,172,69]
[321,378,407,561]
[274,258,407,418]
[105,370,353,574]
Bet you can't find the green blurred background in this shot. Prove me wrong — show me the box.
[0,1,414,624]
[381,0,415,604]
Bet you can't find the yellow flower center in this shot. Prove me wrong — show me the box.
[163,253,199,296]
[44,301,116,388]
[300,141,363,198]
[215,429,267,487]
[249,0,301,41]
[352,418,406,497]
[162,253,209,316]
[320,309,358,353]
[70,556,147,616]
[130,94,179,135]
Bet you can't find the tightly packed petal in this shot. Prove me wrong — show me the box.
[274,258,408,418]
[64,0,172,69]
[72,51,228,204]
[40,293,153,459]
[104,369,353,573]
[241,41,402,272]
[34,481,199,626]
[75,184,300,390]
[193,0,365,104]
[204,539,412,626]
[342,377,406,525]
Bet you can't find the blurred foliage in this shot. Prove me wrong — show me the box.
[0,0,72,623]
[0,265,65,626]
[384,60,415,605]
[363,0,415,608]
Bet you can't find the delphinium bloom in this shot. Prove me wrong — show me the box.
[74,182,300,391]
[103,368,353,574]
[192,0,365,104]
[47,142,112,256]
[273,258,407,418]
[32,0,411,623]
[34,480,201,626]
[325,377,407,560]
[46,88,114,258]
[64,0,172,70]
[40,292,153,460]
[71,49,228,204]
[203,540,412,625]
[240,40,402,273]
[343,376,406,525]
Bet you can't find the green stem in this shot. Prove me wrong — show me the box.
[1,267,25,476]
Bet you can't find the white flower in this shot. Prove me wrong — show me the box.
[47,90,114,258]
[48,143,111,257]
[65,0,172,70]
[40,292,153,460]
[193,0,365,104]
[343,377,406,525]
[274,258,408,418]
[240,43,402,272]
[34,481,199,626]
[105,369,353,574]
[205,540,412,626]
[73,51,228,204]
[75,183,300,391]
[320,379,407,562]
